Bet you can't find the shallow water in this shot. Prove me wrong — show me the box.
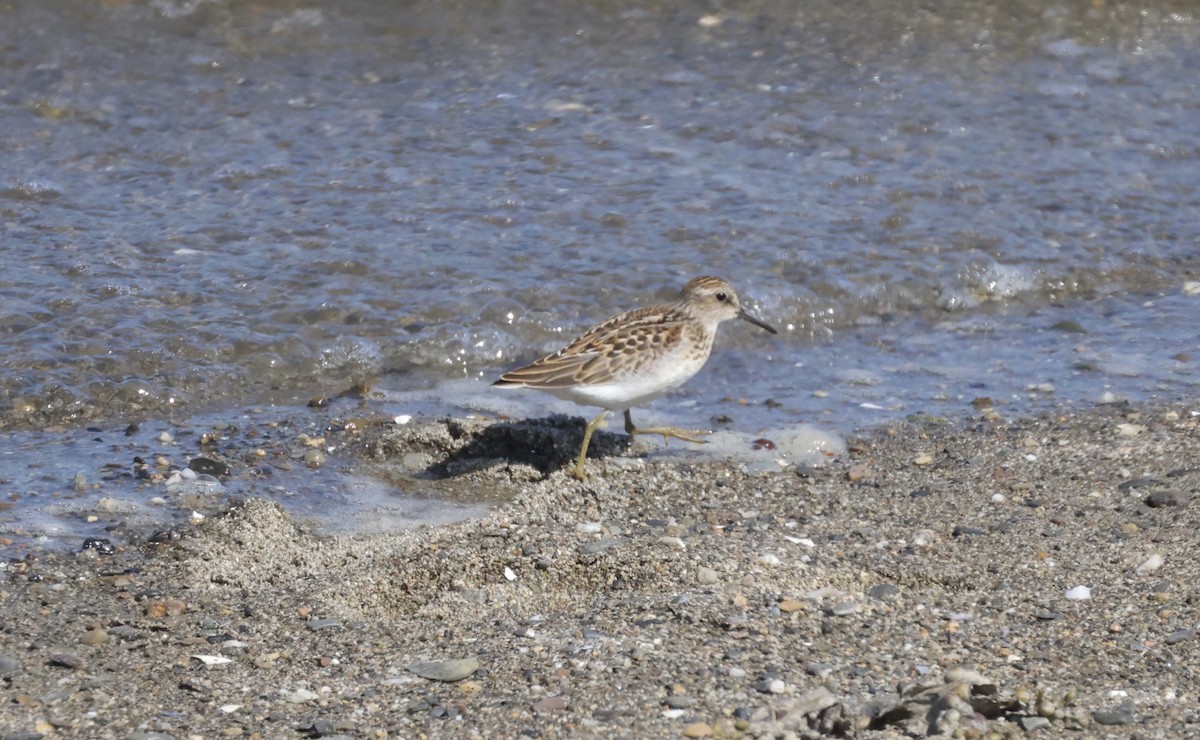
[2,0,1198,544]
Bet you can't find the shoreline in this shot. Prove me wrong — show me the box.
[2,401,1198,738]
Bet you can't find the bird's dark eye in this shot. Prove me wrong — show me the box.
[715,292,728,302]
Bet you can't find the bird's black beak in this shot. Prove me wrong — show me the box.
[738,306,778,334]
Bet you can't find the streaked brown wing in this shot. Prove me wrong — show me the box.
[495,305,684,389]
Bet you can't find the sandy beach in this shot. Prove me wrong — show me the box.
[2,401,1198,739]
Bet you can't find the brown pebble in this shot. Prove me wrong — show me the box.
[778,598,804,613]
[81,628,108,646]
[682,722,713,738]
[846,463,873,482]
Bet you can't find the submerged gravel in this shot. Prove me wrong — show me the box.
[2,402,1198,738]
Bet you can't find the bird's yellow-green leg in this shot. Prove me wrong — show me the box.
[623,410,710,445]
[574,409,611,480]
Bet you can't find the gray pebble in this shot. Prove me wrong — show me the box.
[664,695,694,708]
[305,618,343,631]
[1165,628,1197,645]
[47,652,84,669]
[304,448,326,467]
[952,526,987,537]
[0,654,19,674]
[1145,489,1189,508]
[868,584,900,600]
[579,538,626,555]
[696,567,719,585]
[1018,715,1051,732]
[409,656,481,682]
[1092,701,1135,726]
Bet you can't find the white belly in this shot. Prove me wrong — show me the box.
[546,350,708,411]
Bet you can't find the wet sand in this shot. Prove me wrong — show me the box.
[2,402,1198,738]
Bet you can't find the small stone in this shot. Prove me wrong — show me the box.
[664,695,694,709]
[1018,715,1051,732]
[952,526,986,537]
[696,567,719,585]
[532,695,567,712]
[778,598,804,613]
[757,553,781,566]
[682,722,712,738]
[189,457,231,476]
[1136,554,1164,574]
[846,463,873,482]
[790,686,838,716]
[575,522,604,534]
[1092,702,1135,725]
[756,678,786,694]
[868,584,900,600]
[579,538,625,555]
[285,688,319,703]
[72,471,87,492]
[1145,490,1189,508]
[1115,423,1144,437]
[303,448,326,467]
[913,453,935,466]
[48,652,84,669]
[81,628,108,647]
[1183,281,1200,296]
[1165,628,1197,645]
[305,619,342,631]
[1065,585,1091,601]
[409,657,481,682]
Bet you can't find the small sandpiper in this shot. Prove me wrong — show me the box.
[493,276,777,479]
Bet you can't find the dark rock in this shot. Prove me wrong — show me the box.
[188,457,231,477]
[952,526,987,537]
[80,538,115,555]
[1145,490,1189,508]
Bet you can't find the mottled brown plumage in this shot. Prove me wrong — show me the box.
[494,276,777,480]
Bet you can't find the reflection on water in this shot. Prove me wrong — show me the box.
[1,2,1197,430]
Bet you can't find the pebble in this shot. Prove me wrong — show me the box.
[846,463,873,482]
[158,431,174,443]
[696,567,719,585]
[48,652,84,669]
[0,654,19,674]
[952,526,986,537]
[757,553,781,566]
[778,598,803,613]
[285,688,319,703]
[868,584,900,600]
[1183,281,1200,296]
[81,627,108,646]
[305,618,343,631]
[575,522,604,534]
[1145,490,1189,508]
[681,722,712,737]
[1018,715,1051,732]
[1136,554,1164,575]
[532,695,567,712]
[579,538,625,555]
[913,453,935,466]
[304,449,326,467]
[1065,585,1092,601]
[409,656,481,682]
[1115,423,1145,437]
[756,678,786,694]
[1165,628,1196,645]
[1092,702,1135,725]
[72,471,87,492]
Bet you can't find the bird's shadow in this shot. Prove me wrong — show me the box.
[432,414,633,479]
